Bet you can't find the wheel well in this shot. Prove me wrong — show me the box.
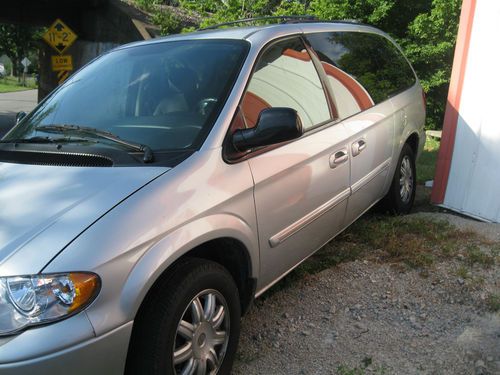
[184,238,255,314]
[140,238,255,317]
[405,133,419,156]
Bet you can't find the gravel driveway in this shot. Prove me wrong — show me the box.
[232,212,500,375]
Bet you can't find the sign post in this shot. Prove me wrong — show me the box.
[42,19,78,85]
[21,57,31,86]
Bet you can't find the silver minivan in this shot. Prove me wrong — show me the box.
[0,20,425,374]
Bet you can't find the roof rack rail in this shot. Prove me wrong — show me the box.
[198,15,317,31]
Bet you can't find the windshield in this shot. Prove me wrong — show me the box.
[5,39,249,151]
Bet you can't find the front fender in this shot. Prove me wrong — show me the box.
[45,213,258,337]
[120,213,259,319]
[44,149,258,337]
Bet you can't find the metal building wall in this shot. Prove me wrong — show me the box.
[439,0,500,222]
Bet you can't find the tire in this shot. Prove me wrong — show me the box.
[126,258,241,375]
[381,143,416,215]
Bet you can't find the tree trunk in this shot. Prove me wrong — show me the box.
[11,57,19,77]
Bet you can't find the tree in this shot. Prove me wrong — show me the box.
[0,24,42,78]
[305,0,460,128]
[404,0,461,129]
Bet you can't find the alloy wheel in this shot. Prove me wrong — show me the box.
[173,289,230,375]
[399,155,414,204]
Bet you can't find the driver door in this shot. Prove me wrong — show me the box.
[231,37,351,292]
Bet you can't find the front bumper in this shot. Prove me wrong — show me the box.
[0,313,132,374]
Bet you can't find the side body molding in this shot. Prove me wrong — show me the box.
[269,187,351,248]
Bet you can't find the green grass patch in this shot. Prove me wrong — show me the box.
[0,76,37,93]
[456,265,469,279]
[265,217,462,299]
[265,213,494,297]
[486,293,500,312]
[416,136,440,184]
[337,366,365,375]
[465,244,495,267]
[339,215,464,269]
[264,208,497,297]
[337,359,387,375]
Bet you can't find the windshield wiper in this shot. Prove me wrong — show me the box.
[35,124,154,163]
[0,136,93,144]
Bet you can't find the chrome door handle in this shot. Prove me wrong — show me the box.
[352,139,366,156]
[330,149,348,168]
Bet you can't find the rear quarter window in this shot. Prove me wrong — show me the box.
[306,31,416,119]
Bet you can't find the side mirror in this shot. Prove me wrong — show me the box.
[232,108,303,151]
[16,111,27,124]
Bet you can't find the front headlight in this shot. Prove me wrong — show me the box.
[0,272,100,336]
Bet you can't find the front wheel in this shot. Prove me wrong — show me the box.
[126,258,241,375]
[381,143,416,215]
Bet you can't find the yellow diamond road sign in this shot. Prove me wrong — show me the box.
[43,19,78,54]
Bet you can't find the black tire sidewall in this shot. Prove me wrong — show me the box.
[127,259,241,375]
[388,144,416,215]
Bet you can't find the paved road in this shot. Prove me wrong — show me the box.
[0,90,38,137]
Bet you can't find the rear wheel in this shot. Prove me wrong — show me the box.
[381,143,416,214]
[126,258,241,375]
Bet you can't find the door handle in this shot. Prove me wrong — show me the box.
[329,149,348,168]
[352,139,366,156]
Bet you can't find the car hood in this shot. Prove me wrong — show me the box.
[0,162,169,276]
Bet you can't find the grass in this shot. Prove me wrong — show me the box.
[337,358,388,375]
[338,215,467,269]
[264,216,460,296]
[416,136,440,184]
[337,366,387,375]
[264,211,497,297]
[464,244,495,267]
[486,293,500,313]
[0,76,37,93]
[456,265,469,279]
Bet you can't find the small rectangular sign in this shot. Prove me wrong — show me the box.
[51,55,73,71]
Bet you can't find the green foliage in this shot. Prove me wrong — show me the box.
[0,24,42,76]
[134,0,461,129]
[416,136,440,183]
[272,1,307,16]
[152,10,183,35]
[404,0,461,129]
[306,0,461,129]
[486,293,500,313]
[0,76,37,93]
[134,0,163,12]
[309,0,395,24]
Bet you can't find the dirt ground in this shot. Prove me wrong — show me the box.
[232,195,500,375]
